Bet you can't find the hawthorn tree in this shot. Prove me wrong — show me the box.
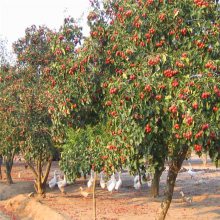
[47,16,115,180]
[0,38,19,184]
[0,65,21,184]
[12,25,64,194]
[82,0,220,219]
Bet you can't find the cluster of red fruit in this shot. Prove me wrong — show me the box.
[105,100,112,106]
[163,69,179,78]
[202,123,209,130]
[158,13,166,21]
[148,56,160,66]
[172,79,179,87]
[195,40,205,49]
[54,48,63,56]
[176,61,185,68]
[145,28,155,38]
[194,0,209,7]
[201,92,210,99]
[174,124,180,130]
[194,144,202,152]
[169,105,178,113]
[183,131,192,140]
[185,116,193,126]
[195,130,204,139]
[144,84,152,92]
[145,124,151,133]
[109,87,118,95]
[205,61,217,70]
[155,40,165,48]
[107,145,117,151]
[192,102,198,110]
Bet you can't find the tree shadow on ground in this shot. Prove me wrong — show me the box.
[0,181,34,201]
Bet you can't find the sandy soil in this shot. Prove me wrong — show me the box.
[0,158,220,220]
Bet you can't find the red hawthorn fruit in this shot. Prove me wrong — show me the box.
[176,61,185,68]
[172,80,179,87]
[210,132,216,139]
[140,41,145,47]
[110,111,117,117]
[163,69,179,78]
[182,53,187,58]
[110,87,118,94]
[145,33,151,39]
[144,84,152,92]
[158,13,166,21]
[111,131,116,136]
[130,74,136,80]
[201,92,210,99]
[194,0,209,7]
[140,92,145,100]
[195,130,204,139]
[158,84,166,89]
[169,29,175,35]
[174,124,180,130]
[192,102,198,110]
[186,116,193,126]
[183,131,192,140]
[72,104,77,108]
[107,145,117,151]
[169,105,178,113]
[149,28,155,34]
[180,28,187,36]
[125,10,132,17]
[155,95,162,101]
[196,41,205,49]
[105,101,112,106]
[145,124,151,133]
[194,144,202,152]
[175,133,181,139]
[102,82,108,88]
[148,56,160,66]
[213,106,218,112]
[59,35,64,41]
[202,123,209,130]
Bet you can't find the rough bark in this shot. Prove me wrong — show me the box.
[157,145,189,220]
[5,159,13,184]
[150,167,164,197]
[42,157,52,186]
[31,156,52,195]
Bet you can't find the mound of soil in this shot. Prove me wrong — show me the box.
[5,195,70,220]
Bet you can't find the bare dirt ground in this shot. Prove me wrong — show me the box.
[0,156,220,220]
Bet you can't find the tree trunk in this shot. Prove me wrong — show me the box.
[5,160,13,184]
[42,157,52,186]
[92,172,97,220]
[31,157,52,195]
[0,155,2,180]
[35,180,45,195]
[151,167,164,197]
[0,165,2,180]
[157,145,189,220]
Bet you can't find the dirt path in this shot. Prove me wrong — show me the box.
[0,158,220,220]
